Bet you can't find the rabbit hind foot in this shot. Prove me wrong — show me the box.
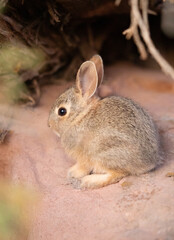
[80,169,128,189]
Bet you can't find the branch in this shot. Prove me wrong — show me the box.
[123,0,147,60]
[132,0,174,79]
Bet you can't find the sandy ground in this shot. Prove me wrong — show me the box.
[1,62,174,240]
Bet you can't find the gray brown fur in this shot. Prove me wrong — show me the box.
[48,55,161,189]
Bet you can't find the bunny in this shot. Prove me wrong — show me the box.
[48,55,161,189]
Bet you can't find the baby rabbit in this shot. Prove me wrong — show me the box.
[48,55,161,189]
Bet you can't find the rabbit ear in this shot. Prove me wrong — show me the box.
[90,55,104,87]
[76,61,98,99]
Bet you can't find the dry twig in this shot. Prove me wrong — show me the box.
[123,0,174,79]
[47,1,60,23]
[123,0,147,60]
[140,0,149,30]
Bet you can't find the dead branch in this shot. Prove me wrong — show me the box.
[140,0,149,30]
[123,0,174,79]
[123,0,147,60]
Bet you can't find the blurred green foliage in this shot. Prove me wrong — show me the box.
[0,0,7,13]
[0,181,39,240]
[0,43,45,103]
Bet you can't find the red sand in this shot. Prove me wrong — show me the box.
[1,62,174,240]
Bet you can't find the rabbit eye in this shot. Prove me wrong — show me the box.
[58,107,67,116]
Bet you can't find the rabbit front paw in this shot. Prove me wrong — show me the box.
[80,174,107,189]
[67,164,90,179]
[67,164,91,189]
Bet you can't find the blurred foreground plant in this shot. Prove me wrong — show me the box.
[0,181,39,240]
[0,43,45,104]
[0,0,7,13]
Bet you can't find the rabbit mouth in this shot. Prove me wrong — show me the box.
[53,130,60,138]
